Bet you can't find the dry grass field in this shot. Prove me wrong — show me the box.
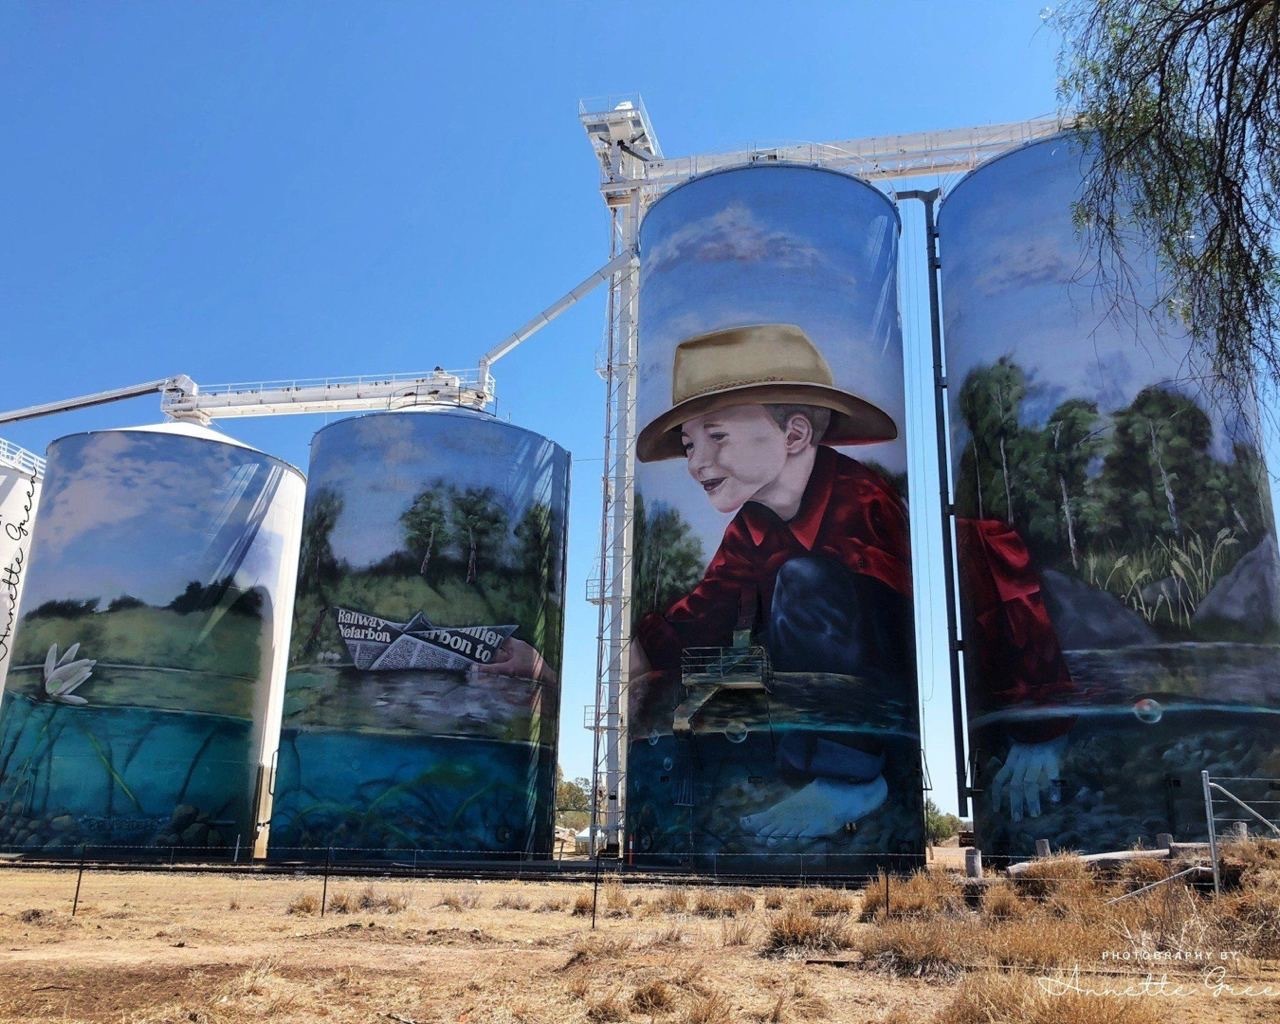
[1,848,1278,1023]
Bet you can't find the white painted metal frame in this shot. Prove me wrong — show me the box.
[0,438,44,477]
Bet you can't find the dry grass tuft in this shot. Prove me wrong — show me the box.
[630,978,674,1012]
[286,892,319,915]
[437,889,480,912]
[988,916,1103,968]
[939,970,1162,1024]
[585,988,628,1022]
[563,934,633,969]
[693,888,755,917]
[762,889,786,910]
[494,892,531,910]
[653,887,690,913]
[601,881,631,917]
[570,891,595,917]
[685,989,733,1024]
[857,918,964,978]
[327,890,354,914]
[720,916,756,946]
[762,905,852,956]
[1115,856,1173,892]
[859,872,888,920]
[888,870,968,919]
[357,885,408,913]
[17,908,45,923]
[536,895,567,912]
[804,887,857,916]
[1014,854,1098,904]
[980,881,1028,921]
[1211,886,1280,957]
[645,921,686,948]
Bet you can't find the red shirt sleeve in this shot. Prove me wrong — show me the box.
[633,516,758,674]
[956,518,1075,743]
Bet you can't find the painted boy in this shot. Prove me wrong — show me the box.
[631,323,1073,842]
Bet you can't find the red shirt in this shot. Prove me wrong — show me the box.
[634,446,1073,741]
[635,446,910,666]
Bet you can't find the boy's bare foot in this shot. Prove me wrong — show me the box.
[739,775,888,844]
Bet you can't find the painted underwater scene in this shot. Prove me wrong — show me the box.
[0,687,255,855]
[268,412,570,863]
[971,642,1280,858]
[268,666,555,862]
[627,673,924,875]
[0,428,303,858]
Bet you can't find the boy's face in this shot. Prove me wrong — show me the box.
[680,404,790,513]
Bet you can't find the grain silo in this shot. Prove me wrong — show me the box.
[938,134,1280,857]
[0,440,43,691]
[267,408,569,863]
[628,164,923,874]
[0,422,304,859]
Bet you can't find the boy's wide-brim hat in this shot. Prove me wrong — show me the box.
[636,323,897,462]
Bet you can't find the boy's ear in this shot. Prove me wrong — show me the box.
[782,413,814,454]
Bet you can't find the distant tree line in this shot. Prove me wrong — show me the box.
[25,575,264,621]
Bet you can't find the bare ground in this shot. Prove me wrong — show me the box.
[0,866,1272,1023]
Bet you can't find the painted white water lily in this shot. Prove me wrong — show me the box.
[43,642,96,705]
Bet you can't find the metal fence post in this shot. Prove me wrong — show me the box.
[321,845,333,916]
[1201,770,1220,895]
[70,846,86,917]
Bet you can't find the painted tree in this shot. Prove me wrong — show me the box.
[400,490,450,577]
[1100,386,1213,543]
[630,493,705,624]
[956,358,1028,524]
[1044,399,1105,568]
[298,486,343,592]
[449,487,509,583]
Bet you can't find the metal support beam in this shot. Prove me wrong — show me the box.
[478,250,636,386]
[0,376,196,426]
[634,117,1070,190]
[899,188,970,818]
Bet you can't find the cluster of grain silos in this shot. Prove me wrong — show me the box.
[0,411,568,863]
[1,130,1276,872]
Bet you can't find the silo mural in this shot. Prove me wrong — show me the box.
[629,165,922,873]
[940,134,1280,858]
[0,423,304,857]
[268,409,568,862]
[0,443,42,690]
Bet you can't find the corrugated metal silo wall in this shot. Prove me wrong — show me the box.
[629,164,924,875]
[268,409,570,863]
[938,134,1280,858]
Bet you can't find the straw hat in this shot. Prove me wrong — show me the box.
[636,323,897,462]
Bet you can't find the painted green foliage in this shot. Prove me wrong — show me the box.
[955,359,1273,633]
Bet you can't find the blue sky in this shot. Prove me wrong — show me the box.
[1,3,1130,813]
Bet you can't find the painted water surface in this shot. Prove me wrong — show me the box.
[939,135,1280,857]
[0,428,301,856]
[268,412,568,862]
[630,166,924,871]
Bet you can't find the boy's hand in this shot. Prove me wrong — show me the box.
[990,735,1067,822]
[470,637,556,685]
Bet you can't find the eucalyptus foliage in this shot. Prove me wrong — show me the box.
[1056,0,1280,403]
